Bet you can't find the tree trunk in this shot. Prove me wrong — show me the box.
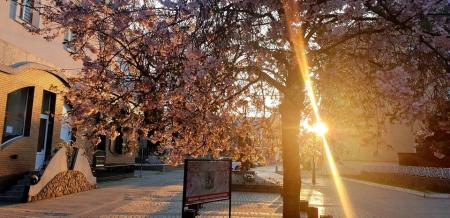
[280,98,302,217]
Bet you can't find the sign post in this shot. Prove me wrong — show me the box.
[182,159,232,218]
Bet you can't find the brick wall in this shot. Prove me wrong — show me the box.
[0,67,66,182]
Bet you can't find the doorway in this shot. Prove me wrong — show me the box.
[35,91,56,170]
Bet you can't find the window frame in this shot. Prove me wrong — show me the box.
[10,0,40,29]
[1,87,34,145]
[19,0,34,24]
[109,128,126,155]
[63,29,75,51]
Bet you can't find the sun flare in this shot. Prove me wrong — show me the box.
[282,1,355,217]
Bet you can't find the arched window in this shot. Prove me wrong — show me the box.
[2,87,34,143]
[97,135,107,151]
[110,128,124,155]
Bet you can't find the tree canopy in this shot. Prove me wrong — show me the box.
[24,0,449,216]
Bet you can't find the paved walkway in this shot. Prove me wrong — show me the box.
[0,167,450,217]
[0,170,284,218]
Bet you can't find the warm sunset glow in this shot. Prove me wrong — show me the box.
[312,122,328,136]
[281,1,355,217]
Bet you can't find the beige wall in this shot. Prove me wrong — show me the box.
[105,148,136,165]
[0,1,79,71]
[336,122,416,162]
[382,123,416,153]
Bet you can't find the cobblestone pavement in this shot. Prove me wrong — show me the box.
[1,167,450,217]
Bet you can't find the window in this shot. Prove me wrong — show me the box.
[9,0,18,19]
[110,129,125,154]
[118,58,130,74]
[41,90,55,115]
[19,0,34,24]
[63,29,75,51]
[60,103,72,142]
[9,0,40,28]
[97,135,107,151]
[2,87,34,143]
[117,57,134,88]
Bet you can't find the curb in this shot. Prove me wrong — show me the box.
[342,177,450,199]
[232,184,282,193]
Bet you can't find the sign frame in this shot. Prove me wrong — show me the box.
[182,158,232,218]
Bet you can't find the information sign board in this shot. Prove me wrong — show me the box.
[182,159,231,217]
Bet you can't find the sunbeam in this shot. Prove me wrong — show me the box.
[281,1,355,217]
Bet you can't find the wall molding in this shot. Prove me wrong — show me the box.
[0,62,68,86]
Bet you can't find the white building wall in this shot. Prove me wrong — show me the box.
[0,0,79,71]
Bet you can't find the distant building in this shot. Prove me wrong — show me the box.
[331,120,418,176]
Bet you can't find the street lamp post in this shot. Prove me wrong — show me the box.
[140,144,144,178]
[312,153,316,185]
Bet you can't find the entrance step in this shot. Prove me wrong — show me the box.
[0,195,22,202]
[0,172,32,203]
[16,179,31,186]
[8,184,28,192]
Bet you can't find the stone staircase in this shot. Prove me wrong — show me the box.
[0,173,32,203]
